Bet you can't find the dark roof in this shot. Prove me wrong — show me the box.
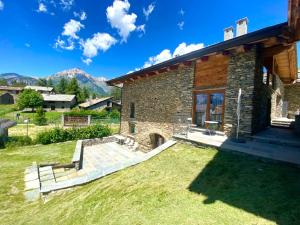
[107,22,288,85]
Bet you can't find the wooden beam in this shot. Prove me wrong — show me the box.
[262,45,290,58]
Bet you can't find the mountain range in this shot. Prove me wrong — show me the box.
[0,68,111,95]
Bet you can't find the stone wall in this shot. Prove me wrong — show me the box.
[120,65,194,151]
[271,74,285,120]
[284,83,300,118]
[224,46,269,137]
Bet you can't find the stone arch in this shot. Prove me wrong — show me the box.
[149,133,166,149]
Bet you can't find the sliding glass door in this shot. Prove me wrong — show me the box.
[194,91,225,131]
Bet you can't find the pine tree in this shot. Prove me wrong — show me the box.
[66,78,80,96]
[57,78,68,94]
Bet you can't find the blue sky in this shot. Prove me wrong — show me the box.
[0,0,298,79]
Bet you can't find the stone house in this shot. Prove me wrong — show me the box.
[0,92,14,104]
[42,94,76,111]
[25,86,54,94]
[79,97,113,111]
[107,0,300,150]
[0,86,23,95]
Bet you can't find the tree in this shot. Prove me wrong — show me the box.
[66,78,80,96]
[92,93,97,99]
[0,79,7,86]
[82,87,90,99]
[37,78,47,87]
[111,87,121,100]
[57,78,68,94]
[34,107,47,125]
[17,89,43,111]
[11,80,26,87]
[47,79,54,87]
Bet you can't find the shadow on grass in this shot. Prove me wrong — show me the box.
[188,151,300,225]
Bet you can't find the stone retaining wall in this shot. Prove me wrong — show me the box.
[271,74,285,120]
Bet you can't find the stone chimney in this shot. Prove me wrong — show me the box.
[224,26,234,41]
[236,18,248,37]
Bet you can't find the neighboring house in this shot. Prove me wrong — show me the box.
[0,86,23,95]
[25,85,54,94]
[0,92,14,104]
[42,94,76,111]
[79,97,113,111]
[107,1,300,150]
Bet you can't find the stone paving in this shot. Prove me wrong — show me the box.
[24,139,177,196]
[174,128,300,166]
[24,162,40,201]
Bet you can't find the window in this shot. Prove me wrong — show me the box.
[130,102,135,118]
[129,123,136,134]
[263,67,268,85]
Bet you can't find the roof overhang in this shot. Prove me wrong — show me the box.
[107,23,291,86]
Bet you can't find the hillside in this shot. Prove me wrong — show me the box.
[48,68,110,95]
[0,73,37,85]
[0,68,111,95]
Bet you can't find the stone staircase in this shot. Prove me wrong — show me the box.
[271,118,295,128]
[24,135,176,200]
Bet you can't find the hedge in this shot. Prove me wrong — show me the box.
[64,109,120,119]
[36,124,112,145]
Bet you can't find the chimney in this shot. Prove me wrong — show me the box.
[236,18,248,37]
[224,26,234,41]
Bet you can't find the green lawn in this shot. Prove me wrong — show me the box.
[0,104,17,117]
[0,143,299,225]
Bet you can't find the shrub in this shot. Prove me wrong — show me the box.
[36,124,112,145]
[5,136,33,148]
[110,109,120,119]
[34,107,47,126]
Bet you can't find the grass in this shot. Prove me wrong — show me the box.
[0,104,17,117]
[0,142,299,225]
[5,111,63,124]
[8,124,59,139]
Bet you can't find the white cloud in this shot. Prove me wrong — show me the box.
[106,0,138,42]
[62,19,84,39]
[74,11,87,21]
[0,1,4,11]
[177,21,184,30]
[173,42,204,57]
[60,0,74,11]
[143,42,204,68]
[25,43,31,48]
[143,3,155,20]
[37,3,47,13]
[82,58,92,65]
[54,36,75,50]
[81,32,117,59]
[137,24,146,37]
[143,49,172,68]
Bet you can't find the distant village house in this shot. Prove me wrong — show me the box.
[0,92,14,104]
[25,85,54,94]
[79,97,113,111]
[42,94,76,111]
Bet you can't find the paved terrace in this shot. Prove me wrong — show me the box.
[174,127,300,166]
[24,138,176,201]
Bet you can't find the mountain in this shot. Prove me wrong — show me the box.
[47,68,111,95]
[0,73,37,85]
[0,68,112,95]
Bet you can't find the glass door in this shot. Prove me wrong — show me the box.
[194,91,225,131]
[195,94,208,128]
[210,93,224,131]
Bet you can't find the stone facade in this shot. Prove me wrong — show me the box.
[120,65,194,151]
[224,46,270,137]
[284,82,300,118]
[270,74,285,120]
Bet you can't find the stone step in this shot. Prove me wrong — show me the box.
[251,134,300,148]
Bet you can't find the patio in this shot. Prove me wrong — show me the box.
[173,127,300,166]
